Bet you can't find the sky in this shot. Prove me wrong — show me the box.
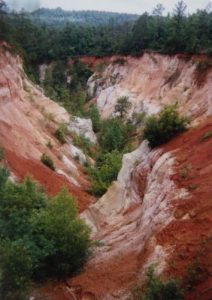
[6,0,211,14]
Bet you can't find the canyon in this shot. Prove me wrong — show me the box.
[0,43,211,300]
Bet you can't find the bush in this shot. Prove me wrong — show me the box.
[30,189,91,278]
[72,135,93,156]
[114,96,132,119]
[0,169,92,298]
[89,105,101,133]
[140,267,184,300]
[99,118,129,152]
[143,105,189,148]
[41,153,55,171]
[55,123,68,144]
[0,241,33,300]
[87,150,122,197]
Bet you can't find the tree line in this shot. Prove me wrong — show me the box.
[0,1,211,69]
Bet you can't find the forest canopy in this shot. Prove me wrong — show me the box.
[0,1,211,69]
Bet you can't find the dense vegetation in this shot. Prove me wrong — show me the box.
[30,8,139,26]
[85,115,135,196]
[140,267,184,300]
[1,2,212,78]
[143,105,189,148]
[0,167,91,299]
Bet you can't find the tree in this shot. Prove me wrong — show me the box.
[140,267,184,300]
[89,105,101,133]
[0,0,6,11]
[88,150,122,196]
[0,172,92,296]
[143,105,189,148]
[115,96,132,119]
[100,118,128,152]
[152,3,165,16]
[0,241,33,300]
[31,189,91,277]
[131,13,151,54]
[173,1,187,22]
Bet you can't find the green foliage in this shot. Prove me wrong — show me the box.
[140,267,184,300]
[30,8,138,27]
[132,112,147,125]
[30,189,91,278]
[114,96,132,119]
[143,105,189,148]
[46,140,53,149]
[85,116,135,196]
[55,123,68,144]
[41,153,55,171]
[43,59,91,116]
[0,168,91,298]
[72,135,93,157]
[2,5,212,76]
[0,146,5,160]
[99,118,131,152]
[0,241,33,300]
[0,177,46,240]
[89,105,101,133]
[87,150,122,196]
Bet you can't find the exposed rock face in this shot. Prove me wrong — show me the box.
[1,45,211,299]
[0,44,93,211]
[88,53,212,123]
[72,142,189,299]
[69,116,97,144]
[57,120,211,300]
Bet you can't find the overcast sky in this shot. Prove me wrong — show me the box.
[7,0,211,14]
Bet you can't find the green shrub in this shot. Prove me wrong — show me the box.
[99,118,129,152]
[143,105,189,148]
[41,153,55,171]
[0,241,33,300]
[30,189,91,278]
[55,123,68,144]
[140,267,184,300]
[115,96,132,119]
[46,140,53,149]
[72,135,93,156]
[87,150,122,197]
[89,105,101,133]
[0,169,91,298]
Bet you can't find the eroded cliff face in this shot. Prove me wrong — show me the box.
[0,44,96,211]
[1,46,211,300]
[37,120,212,300]
[88,53,212,124]
[35,53,212,300]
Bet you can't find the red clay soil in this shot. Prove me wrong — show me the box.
[79,55,125,70]
[5,149,92,212]
[33,119,212,300]
[157,118,212,299]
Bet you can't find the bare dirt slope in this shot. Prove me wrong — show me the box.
[0,43,93,211]
[35,120,212,299]
[1,45,211,299]
[87,53,212,124]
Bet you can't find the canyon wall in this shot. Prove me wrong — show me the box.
[0,45,211,299]
[0,44,96,210]
[88,53,212,124]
